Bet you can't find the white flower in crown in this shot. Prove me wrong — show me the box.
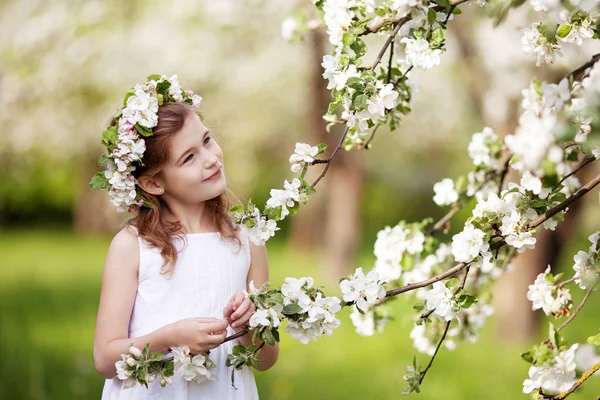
[90,74,203,213]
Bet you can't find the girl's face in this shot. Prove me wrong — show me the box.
[157,112,226,205]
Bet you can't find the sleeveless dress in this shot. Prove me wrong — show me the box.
[101,226,259,400]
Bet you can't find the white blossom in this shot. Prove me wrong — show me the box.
[289,143,319,172]
[249,308,281,328]
[451,225,487,263]
[433,178,459,206]
[527,266,571,316]
[468,127,500,168]
[401,37,442,69]
[542,78,571,112]
[521,22,562,67]
[523,344,579,394]
[340,267,387,312]
[424,281,459,322]
[500,210,537,252]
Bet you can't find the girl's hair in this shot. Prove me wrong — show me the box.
[106,102,242,276]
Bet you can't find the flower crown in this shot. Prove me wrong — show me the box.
[89,74,202,213]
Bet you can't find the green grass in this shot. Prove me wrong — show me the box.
[0,228,598,399]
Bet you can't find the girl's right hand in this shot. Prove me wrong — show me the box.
[169,317,229,354]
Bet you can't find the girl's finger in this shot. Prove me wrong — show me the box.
[232,308,254,328]
[231,298,251,320]
[232,291,245,309]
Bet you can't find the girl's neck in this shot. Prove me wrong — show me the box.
[162,203,216,234]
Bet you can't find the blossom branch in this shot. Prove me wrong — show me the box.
[385,262,469,298]
[544,360,600,399]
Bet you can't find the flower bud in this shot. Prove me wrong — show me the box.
[128,346,142,358]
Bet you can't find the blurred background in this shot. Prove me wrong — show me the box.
[0,0,599,398]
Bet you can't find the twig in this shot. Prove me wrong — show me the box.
[363,17,409,71]
[556,283,596,333]
[567,53,600,82]
[418,266,471,384]
[360,124,381,150]
[309,124,350,189]
[553,155,596,191]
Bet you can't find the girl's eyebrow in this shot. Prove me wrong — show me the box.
[175,129,211,163]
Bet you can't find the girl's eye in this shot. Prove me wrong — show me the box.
[184,154,194,164]
[204,136,211,145]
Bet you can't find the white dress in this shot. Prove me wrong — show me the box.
[101,227,259,400]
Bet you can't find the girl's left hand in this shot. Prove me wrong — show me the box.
[223,291,256,333]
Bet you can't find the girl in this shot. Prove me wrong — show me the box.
[93,76,279,399]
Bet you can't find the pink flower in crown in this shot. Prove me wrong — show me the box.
[145,80,158,92]
[118,119,137,139]
[128,204,138,213]
[186,90,194,97]
[191,94,202,107]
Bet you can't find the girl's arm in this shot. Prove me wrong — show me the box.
[93,226,174,379]
[238,242,279,372]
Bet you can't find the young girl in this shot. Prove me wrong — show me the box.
[92,75,279,399]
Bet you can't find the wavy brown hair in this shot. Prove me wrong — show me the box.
[107,102,242,276]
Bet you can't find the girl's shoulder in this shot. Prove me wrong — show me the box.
[109,225,141,256]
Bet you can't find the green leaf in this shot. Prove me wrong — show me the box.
[458,294,478,308]
[266,206,282,221]
[316,143,327,154]
[146,74,162,81]
[413,302,425,311]
[430,27,445,48]
[537,23,558,44]
[342,33,356,46]
[164,360,174,376]
[587,332,600,347]
[283,303,303,315]
[262,329,276,346]
[102,125,118,146]
[347,77,364,91]
[566,150,579,161]
[521,350,534,364]
[156,80,171,94]
[556,24,572,39]
[353,94,368,110]
[142,342,151,357]
[89,172,110,190]
[148,352,164,362]
[445,278,459,290]
[427,9,437,25]
[123,92,135,107]
[436,0,450,8]
[135,124,153,137]
[98,154,111,166]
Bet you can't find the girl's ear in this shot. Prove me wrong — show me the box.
[137,175,165,196]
